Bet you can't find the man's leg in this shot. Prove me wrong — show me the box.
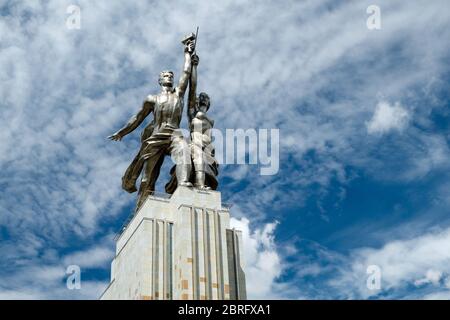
[135,149,165,211]
[170,135,192,187]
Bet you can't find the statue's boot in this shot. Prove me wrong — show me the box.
[194,171,210,190]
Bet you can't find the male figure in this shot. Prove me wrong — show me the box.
[108,34,196,210]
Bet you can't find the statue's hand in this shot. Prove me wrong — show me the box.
[192,54,199,66]
[108,132,122,141]
[184,40,195,53]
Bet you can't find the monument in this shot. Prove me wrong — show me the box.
[101,31,247,300]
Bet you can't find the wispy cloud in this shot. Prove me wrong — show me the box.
[0,243,112,299]
[1,0,450,299]
[333,226,450,299]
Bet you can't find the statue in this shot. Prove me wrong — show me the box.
[165,53,219,193]
[108,33,197,210]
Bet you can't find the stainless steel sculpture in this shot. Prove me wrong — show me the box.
[102,33,248,301]
[108,33,196,210]
[187,52,219,190]
[165,53,219,193]
[108,31,218,210]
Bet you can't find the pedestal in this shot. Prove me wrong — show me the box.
[100,186,246,300]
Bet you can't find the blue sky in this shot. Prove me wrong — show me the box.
[1,0,450,299]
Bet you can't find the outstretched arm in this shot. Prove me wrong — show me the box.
[108,95,155,141]
[176,40,195,97]
[187,54,199,123]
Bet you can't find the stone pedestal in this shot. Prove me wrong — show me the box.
[100,186,246,300]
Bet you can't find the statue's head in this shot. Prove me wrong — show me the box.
[158,70,174,87]
[197,92,210,113]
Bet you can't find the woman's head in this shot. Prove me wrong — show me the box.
[197,92,210,112]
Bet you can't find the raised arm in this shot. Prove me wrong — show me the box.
[108,95,155,141]
[187,54,199,123]
[176,40,195,97]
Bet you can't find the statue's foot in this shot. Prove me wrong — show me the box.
[196,185,211,190]
[179,181,193,187]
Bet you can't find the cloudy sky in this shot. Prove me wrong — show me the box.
[1,0,450,299]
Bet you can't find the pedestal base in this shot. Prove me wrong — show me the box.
[100,187,246,300]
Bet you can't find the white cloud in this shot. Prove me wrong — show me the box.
[445,276,450,289]
[0,244,112,300]
[414,269,443,287]
[366,101,410,135]
[0,278,109,300]
[422,290,450,300]
[230,217,290,299]
[331,227,450,299]
[63,245,114,269]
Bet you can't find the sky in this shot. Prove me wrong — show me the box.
[0,0,450,299]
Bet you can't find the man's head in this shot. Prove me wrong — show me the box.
[197,92,210,112]
[158,70,174,87]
